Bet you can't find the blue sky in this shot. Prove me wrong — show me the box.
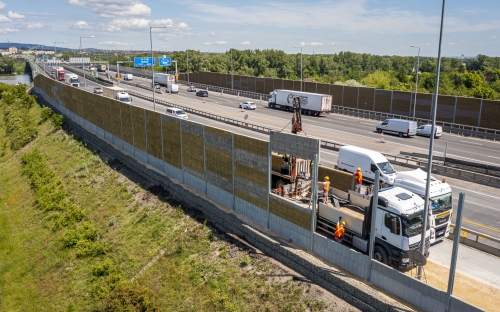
[2,0,500,56]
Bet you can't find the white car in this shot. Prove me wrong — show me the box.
[239,101,257,110]
[416,124,443,138]
[166,107,188,120]
[187,86,196,92]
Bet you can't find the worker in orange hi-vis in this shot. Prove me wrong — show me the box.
[334,219,345,242]
[354,167,363,193]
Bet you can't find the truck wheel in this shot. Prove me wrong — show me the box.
[377,128,382,133]
[398,132,403,137]
[307,110,312,116]
[374,246,389,264]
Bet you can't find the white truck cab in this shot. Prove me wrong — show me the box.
[116,91,132,103]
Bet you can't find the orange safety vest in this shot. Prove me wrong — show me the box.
[335,223,345,239]
[355,172,363,184]
[323,181,330,192]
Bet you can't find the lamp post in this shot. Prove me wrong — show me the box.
[187,49,189,84]
[417,0,446,281]
[411,45,421,119]
[150,25,169,111]
[230,48,233,89]
[54,41,66,68]
[80,35,94,88]
[294,46,303,91]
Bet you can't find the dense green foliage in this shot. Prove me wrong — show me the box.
[0,55,25,74]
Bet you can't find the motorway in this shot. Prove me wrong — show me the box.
[40,64,500,288]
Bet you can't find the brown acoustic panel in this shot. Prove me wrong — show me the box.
[273,79,283,91]
[110,100,122,138]
[317,83,329,95]
[87,92,97,125]
[234,162,267,188]
[76,88,86,118]
[233,133,268,157]
[304,82,316,93]
[330,85,343,107]
[234,190,267,210]
[181,131,204,174]
[343,86,358,108]
[161,117,181,168]
[119,102,132,144]
[100,98,113,133]
[205,145,232,185]
[292,80,302,91]
[240,75,248,91]
[200,72,207,85]
[480,100,500,129]
[248,76,256,92]
[146,110,162,160]
[392,91,412,116]
[93,95,104,129]
[269,197,310,230]
[455,97,481,126]
[178,73,185,81]
[131,106,146,152]
[82,91,91,121]
[358,87,375,111]
[264,78,273,94]
[375,89,392,113]
[415,93,433,119]
[283,79,293,91]
[318,166,353,192]
[435,95,456,123]
[233,74,241,90]
[255,78,265,94]
[208,72,216,86]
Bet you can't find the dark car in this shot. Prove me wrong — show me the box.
[196,90,208,97]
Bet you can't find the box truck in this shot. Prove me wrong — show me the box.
[166,84,179,93]
[317,186,430,269]
[268,89,332,116]
[123,74,133,81]
[394,169,453,244]
[103,86,132,103]
[66,74,79,87]
[153,73,175,86]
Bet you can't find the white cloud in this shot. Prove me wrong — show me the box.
[0,14,11,23]
[214,40,226,45]
[27,23,45,29]
[0,1,5,9]
[240,41,250,45]
[68,0,151,17]
[299,41,305,47]
[380,32,386,35]
[101,18,174,32]
[8,11,25,19]
[203,42,211,46]
[493,36,496,38]
[449,42,456,45]
[99,13,115,18]
[98,41,129,46]
[308,42,324,46]
[0,28,18,33]
[208,31,215,36]
[328,42,338,45]
[73,20,89,29]
[426,43,431,46]
[186,1,500,35]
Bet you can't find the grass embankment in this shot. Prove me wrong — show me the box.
[0,84,335,311]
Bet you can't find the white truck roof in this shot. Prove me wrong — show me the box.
[395,168,451,197]
[378,186,425,216]
[107,86,127,92]
[272,89,330,97]
[340,145,388,163]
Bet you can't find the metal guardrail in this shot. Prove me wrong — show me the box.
[449,225,500,257]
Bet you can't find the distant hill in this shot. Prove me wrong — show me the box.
[0,43,70,50]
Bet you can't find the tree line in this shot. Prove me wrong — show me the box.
[65,49,500,100]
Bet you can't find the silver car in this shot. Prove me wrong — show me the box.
[187,86,196,92]
[239,101,257,110]
[416,124,442,138]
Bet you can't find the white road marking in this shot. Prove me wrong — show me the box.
[321,151,338,156]
[460,140,483,146]
[451,186,500,200]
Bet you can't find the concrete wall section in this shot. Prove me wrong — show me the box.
[270,131,319,161]
[318,166,353,192]
[269,194,311,231]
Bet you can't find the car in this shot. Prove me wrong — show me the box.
[239,101,257,110]
[416,124,443,138]
[50,69,55,74]
[196,90,208,97]
[187,86,196,92]
[166,107,188,120]
[94,86,103,94]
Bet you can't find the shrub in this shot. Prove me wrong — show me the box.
[105,282,158,312]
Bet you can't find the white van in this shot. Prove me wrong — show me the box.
[166,107,188,120]
[166,84,179,94]
[376,119,417,137]
[123,74,133,81]
[337,146,397,185]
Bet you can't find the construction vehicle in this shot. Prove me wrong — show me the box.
[317,185,430,269]
[394,169,452,244]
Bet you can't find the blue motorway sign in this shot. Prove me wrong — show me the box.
[134,57,155,67]
[158,57,171,66]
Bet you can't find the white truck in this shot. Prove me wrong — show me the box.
[66,73,80,87]
[268,89,332,116]
[166,84,179,94]
[103,86,132,103]
[318,186,430,269]
[153,73,175,86]
[394,169,453,244]
[123,74,133,81]
[97,64,107,72]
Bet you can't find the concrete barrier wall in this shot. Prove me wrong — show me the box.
[32,74,485,312]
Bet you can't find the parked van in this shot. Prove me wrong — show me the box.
[166,84,179,94]
[376,119,417,137]
[337,146,397,185]
[123,74,133,81]
[166,107,188,120]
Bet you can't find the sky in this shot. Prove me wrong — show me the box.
[1,0,500,57]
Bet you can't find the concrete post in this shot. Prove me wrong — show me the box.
[390,91,393,115]
[310,153,319,251]
[367,170,380,282]
[452,96,458,124]
[144,110,148,164]
[478,99,483,127]
[180,121,184,184]
[203,126,207,195]
[267,142,272,229]
[232,132,235,210]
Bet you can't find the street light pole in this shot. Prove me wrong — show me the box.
[294,46,303,91]
[417,0,446,280]
[411,45,421,119]
[54,41,66,68]
[150,25,169,111]
[80,35,94,88]
[230,49,233,89]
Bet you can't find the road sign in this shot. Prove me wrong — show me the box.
[134,57,155,67]
[159,57,171,66]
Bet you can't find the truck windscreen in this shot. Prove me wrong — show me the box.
[377,161,396,174]
[402,211,425,236]
[119,98,131,103]
[430,193,452,214]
